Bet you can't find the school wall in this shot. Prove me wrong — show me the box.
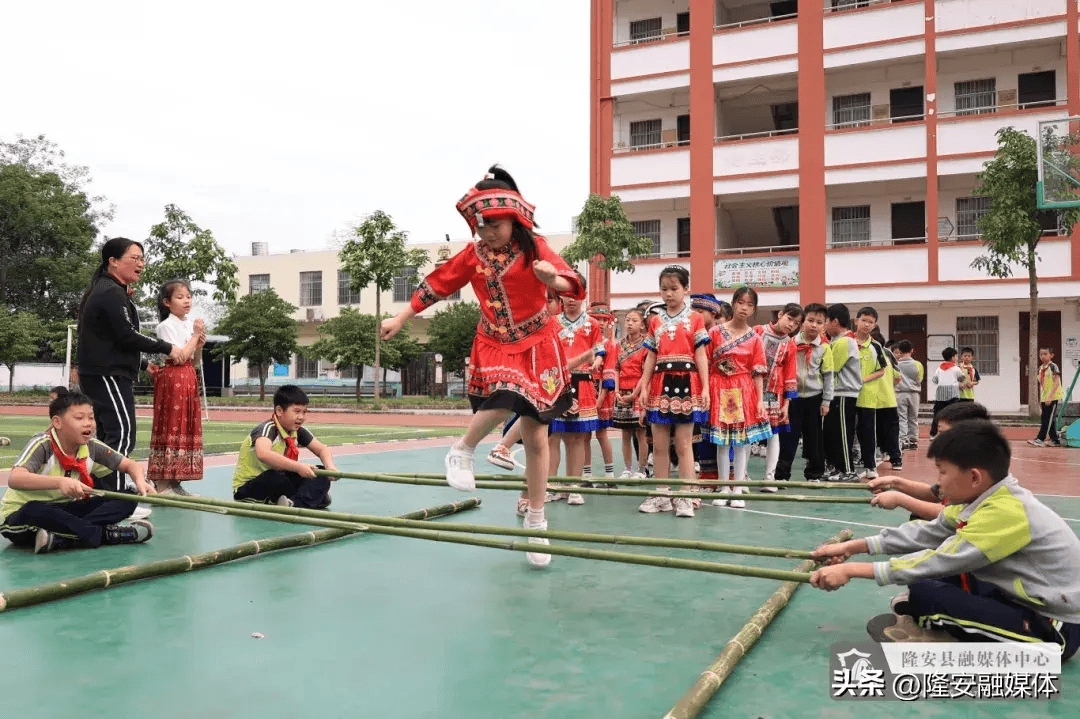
[0,363,66,392]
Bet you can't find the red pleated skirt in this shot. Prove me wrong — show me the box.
[147,363,204,482]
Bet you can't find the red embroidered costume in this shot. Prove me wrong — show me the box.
[550,311,605,433]
[588,305,618,429]
[704,325,773,446]
[147,315,203,482]
[755,323,799,431]
[643,305,710,424]
[409,187,584,422]
[612,334,648,429]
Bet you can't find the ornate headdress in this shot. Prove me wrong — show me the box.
[690,293,722,316]
[587,303,614,322]
[456,173,536,235]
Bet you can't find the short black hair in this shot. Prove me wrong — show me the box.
[49,386,69,397]
[936,401,990,425]
[49,391,93,418]
[896,339,913,353]
[960,347,975,356]
[927,419,1010,483]
[717,301,733,320]
[827,303,850,327]
[856,306,878,320]
[942,347,957,361]
[274,384,309,410]
[803,302,827,318]
[659,265,690,288]
[779,302,804,320]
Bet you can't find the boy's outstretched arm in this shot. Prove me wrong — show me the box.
[811,562,875,591]
[306,439,338,480]
[870,490,943,520]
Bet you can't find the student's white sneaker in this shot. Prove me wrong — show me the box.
[712,485,732,507]
[729,486,747,509]
[619,469,633,480]
[632,471,647,480]
[638,494,673,513]
[759,472,779,494]
[444,443,476,491]
[673,497,695,518]
[523,518,551,567]
[858,469,879,480]
[130,504,153,520]
[567,492,585,506]
[516,497,529,518]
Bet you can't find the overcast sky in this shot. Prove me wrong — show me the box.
[3,1,590,256]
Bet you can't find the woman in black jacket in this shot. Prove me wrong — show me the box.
[78,238,183,493]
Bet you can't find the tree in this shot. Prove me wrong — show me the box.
[425,301,480,375]
[338,211,428,399]
[212,290,300,401]
[560,193,654,274]
[308,308,421,401]
[0,309,42,392]
[140,204,240,310]
[971,127,1080,417]
[0,163,98,320]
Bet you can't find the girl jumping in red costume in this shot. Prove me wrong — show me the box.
[381,166,584,566]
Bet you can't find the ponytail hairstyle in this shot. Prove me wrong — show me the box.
[475,165,540,264]
[158,279,193,322]
[658,265,690,288]
[78,237,144,323]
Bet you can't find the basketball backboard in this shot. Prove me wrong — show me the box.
[1037,115,1080,209]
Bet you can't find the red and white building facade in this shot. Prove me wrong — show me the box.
[589,0,1080,412]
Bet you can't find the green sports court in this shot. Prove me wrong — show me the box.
[0,422,1077,718]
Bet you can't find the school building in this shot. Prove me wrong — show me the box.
[588,0,1080,412]
[231,234,573,389]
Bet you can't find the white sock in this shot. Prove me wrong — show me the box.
[604,463,614,477]
[582,466,592,477]
[525,507,546,526]
[765,434,780,476]
[455,439,476,455]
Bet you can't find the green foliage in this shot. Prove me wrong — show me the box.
[0,309,43,392]
[0,163,98,321]
[560,194,653,273]
[425,301,480,373]
[308,308,422,400]
[212,290,300,400]
[140,204,240,309]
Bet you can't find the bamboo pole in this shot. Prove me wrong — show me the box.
[311,470,870,504]
[96,491,814,583]
[0,498,480,613]
[386,471,868,492]
[663,529,854,719]
[90,491,813,560]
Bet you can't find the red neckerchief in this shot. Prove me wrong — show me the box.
[273,417,299,460]
[796,332,820,363]
[954,516,972,592]
[49,428,94,488]
[940,361,956,371]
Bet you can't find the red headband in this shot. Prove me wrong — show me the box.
[456,186,536,235]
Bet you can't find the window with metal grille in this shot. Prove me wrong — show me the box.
[393,267,419,303]
[830,0,869,8]
[632,219,662,256]
[677,218,690,257]
[247,362,264,379]
[340,364,360,379]
[955,196,991,239]
[954,79,996,116]
[299,271,322,307]
[338,271,361,305]
[629,119,662,148]
[629,17,662,42]
[249,274,270,294]
[831,206,871,247]
[956,316,999,375]
[295,354,319,379]
[832,93,871,127]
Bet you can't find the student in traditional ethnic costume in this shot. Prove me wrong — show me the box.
[705,287,772,509]
[613,307,649,479]
[637,266,710,518]
[581,303,618,486]
[773,303,834,487]
[1,392,154,554]
[232,385,338,509]
[147,279,206,496]
[754,303,802,487]
[547,281,603,504]
[381,166,584,566]
[811,420,1080,656]
[689,294,725,491]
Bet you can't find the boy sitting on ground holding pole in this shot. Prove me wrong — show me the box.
[809,420,1080,656]
[232,385,338,509]
[0,391,154,554]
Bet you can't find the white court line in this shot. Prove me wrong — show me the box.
[1007,455,1080,467]
[712,506,891,530]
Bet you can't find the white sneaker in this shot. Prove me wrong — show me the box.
[516,497,529,517]
[547,485,568,502]
[619,469,632,480]
[711,485,732,507]
[674,497,695,518]
[487,445,522,471]
[638,495,673,513]
[567,492,585,505]
[694,462,701,474]
[523,518,551,567]
[153,481,177,496]
[444,444,476,491]
[130,503,153,520]
[759,472,779,494]
[632,471,647,480]
[276,495,294,508]
[858,469,879,480]
[172,483,199,498]
[729,486,747,509]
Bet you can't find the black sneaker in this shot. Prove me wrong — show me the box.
[891,462,903,471]
[103,520,154,545]
[34,529,76,554]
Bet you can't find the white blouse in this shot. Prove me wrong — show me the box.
[155,314,194,347]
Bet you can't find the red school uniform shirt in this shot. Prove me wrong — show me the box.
[615,336,648,391]
[558,312,605,374]
[410,235,584,350]
[644,306,709,369]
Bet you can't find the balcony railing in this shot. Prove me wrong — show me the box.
[829,236,927,248]
[936,98,1069,120]
[823,0,910,12]
[613,30,689,49]
[613,139,689,154]
[824,113,924,130]
[714,12,797,31]
[714,128,798,142]
[715,244,799,255]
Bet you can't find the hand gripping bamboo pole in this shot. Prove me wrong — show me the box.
[0,498,480,613]
[87,491,814,560]
[97,491,815,583]
[663,529,854,719]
